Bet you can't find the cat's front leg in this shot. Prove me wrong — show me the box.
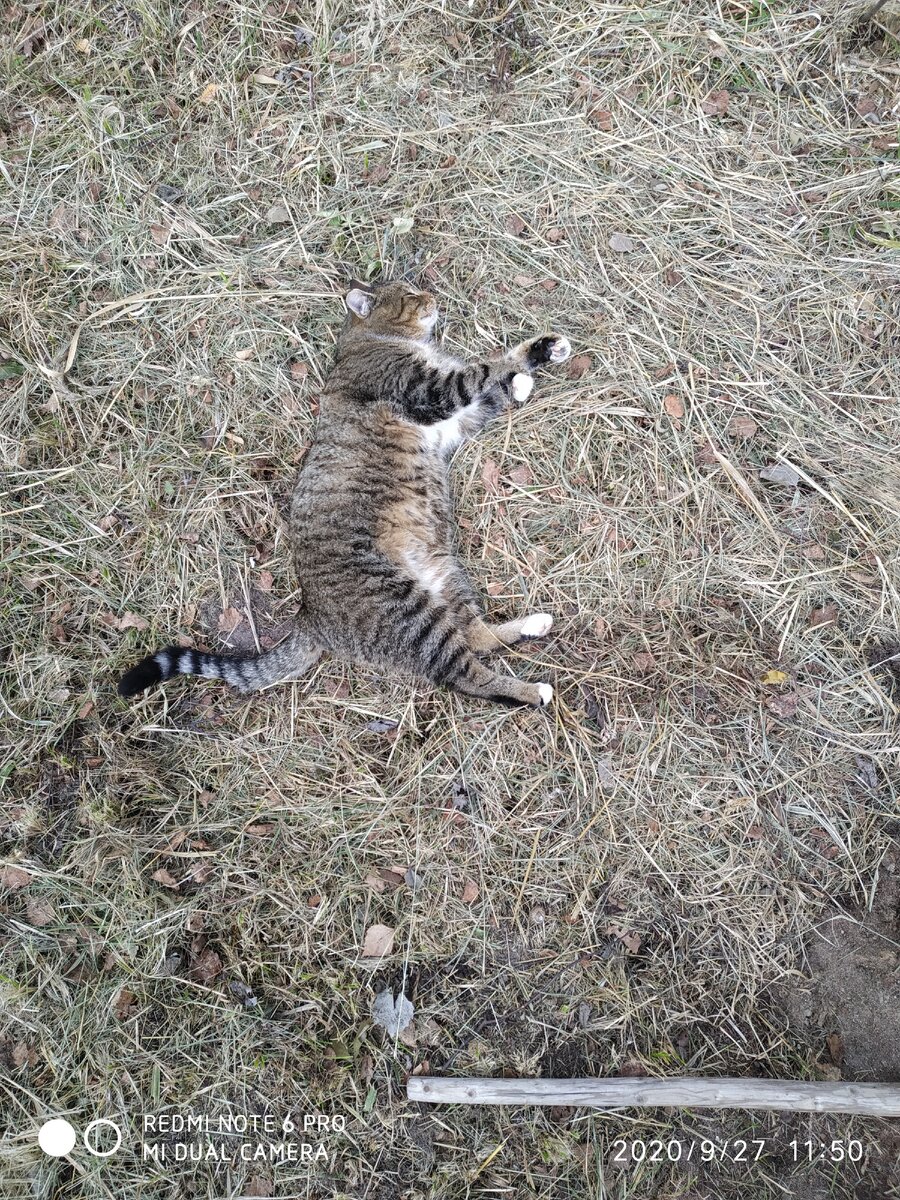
[508,334,572,374]
[500,335,571,406]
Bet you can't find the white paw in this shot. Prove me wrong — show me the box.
[521,613,553,638]
[537,682,554,706]
[548,336,571,363]
[511,373,534,403]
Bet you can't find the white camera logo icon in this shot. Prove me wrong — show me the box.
[38,1118,122,1158]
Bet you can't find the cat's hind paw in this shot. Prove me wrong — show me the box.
[521,613,553,638]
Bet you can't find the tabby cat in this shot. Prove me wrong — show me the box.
[118,281,571,707]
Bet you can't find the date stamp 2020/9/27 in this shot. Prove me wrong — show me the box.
[611,1137,866,1166]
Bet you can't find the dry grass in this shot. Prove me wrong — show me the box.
[2,0,900,1196]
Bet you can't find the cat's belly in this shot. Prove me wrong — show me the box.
[291,409,462,612]
[376,481,455,597]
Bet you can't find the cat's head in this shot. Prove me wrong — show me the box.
[344,280,438,340]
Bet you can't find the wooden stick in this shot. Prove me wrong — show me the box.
[407,1076,900,1117]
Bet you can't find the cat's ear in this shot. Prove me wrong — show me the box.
[345,288,374,318]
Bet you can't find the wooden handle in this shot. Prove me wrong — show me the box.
[407,1076,900,1116]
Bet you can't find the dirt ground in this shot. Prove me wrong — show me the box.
[2,0,900,1197]
[777,852,900,1083]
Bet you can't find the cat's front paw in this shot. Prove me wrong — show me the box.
[511,373,534,403]
[547,335,571,363]
[527,334,572,368]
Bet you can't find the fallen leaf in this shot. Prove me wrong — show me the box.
[507,463,533,487]
[289,360,309,382]
[191,946,223,984]
[481,457,502,494]
[156,183,183,203]
[186,861,213,884]
[218,606,243,635]
[608,232,635,253]
[589,107,613,131]
[10,1041,33,1069]
[365,717,399,735]
[760,669,789,686]
[235,347,255,361]
[632,652,657,674]
[726,414,758,439]
[608,925,642,954]
[361,923,395,959]
[26,897,55,926]
[377,868,405,890]
[197,82,218,105]
[546,227,565,244]
[618,1058,649,1076]
[152,868,179,888]
[566,353,592,380]
[1,866,31,890]
[150,223,171,246]
[766,690,799,718]
[49,203,76,234]
[701,89,730,117]
[362,162,390,185]
[114,987,137,1020]
[505,212,527,236]
[809,602,838,629]
[185,912,205,933]
[404,867,424,892]
[760,462,800,488]
[371,988,414,1036]
[451,782,470,811]
[513,273,536,288]
[258,569,275,593]
[117,611,149,632]
[228,980,257,1007]
[266,204,291,224]
[663,394,684,420]
[461,878,479,904]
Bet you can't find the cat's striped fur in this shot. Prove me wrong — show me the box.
[118,281,570,707]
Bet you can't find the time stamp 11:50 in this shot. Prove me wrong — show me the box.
[610,1138,866,1165]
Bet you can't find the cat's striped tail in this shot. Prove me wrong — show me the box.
[117,629,322,698]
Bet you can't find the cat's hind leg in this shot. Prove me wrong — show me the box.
[431,634,553,707]
[465,614,554,653]
[446,654,553,707]
[382,579,553,708]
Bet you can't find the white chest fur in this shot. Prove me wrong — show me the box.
[420,410,468,456]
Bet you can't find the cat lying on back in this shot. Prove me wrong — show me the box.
[119,281,571,707]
